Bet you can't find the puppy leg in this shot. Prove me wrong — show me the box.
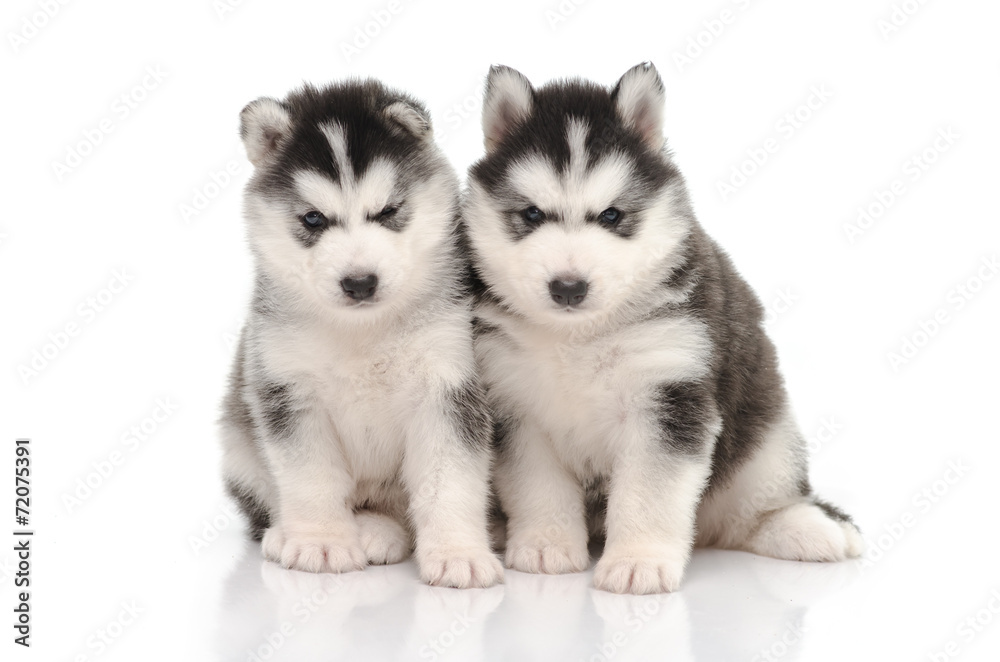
[258,392,365,574]
[403,380,503,589]
[495,420,590,575]
[593,383,716,595]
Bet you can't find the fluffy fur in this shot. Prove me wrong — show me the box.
[464,63,862,595]
[220,80,502,588]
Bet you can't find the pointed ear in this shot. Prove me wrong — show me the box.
[240,97,292,167]
[383,100,433,139]
[612,62,665,151]
[482,65,534,152]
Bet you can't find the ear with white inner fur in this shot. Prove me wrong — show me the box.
[612,62,666,151]
[383,100,433,139]
[482,65,534,152]
[240,97,292,167]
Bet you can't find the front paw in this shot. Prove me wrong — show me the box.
[261,525,366,574]
[418,546,504,589]
[593,551,686,595]
[505,537,590,574]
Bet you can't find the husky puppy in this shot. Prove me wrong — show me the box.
[465,64,863,594]
[220,80,502,588]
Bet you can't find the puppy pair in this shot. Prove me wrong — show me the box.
[220,64,862,594]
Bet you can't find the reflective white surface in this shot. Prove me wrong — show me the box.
[212,542,859,662]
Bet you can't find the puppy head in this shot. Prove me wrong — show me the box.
[467,64,692,329]
[240,81,458,323]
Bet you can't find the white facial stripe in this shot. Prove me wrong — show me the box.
[566,118,589,185]
[321,123,353,185]
[353,158,398,214]
[506,152,636,221]
[294,170,344,215]
[291,159,398,225]
[507,155,563,209]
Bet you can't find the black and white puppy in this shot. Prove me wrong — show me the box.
[220,80,502,588]
[464,64,863,594]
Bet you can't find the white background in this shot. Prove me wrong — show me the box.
[2,0,999,660]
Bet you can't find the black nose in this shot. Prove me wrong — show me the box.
[340,274,378,301]
[549,279,588,307]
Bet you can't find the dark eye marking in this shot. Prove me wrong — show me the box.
[521,206,545,224]
[301,210,327,230]
[598,207,622,226]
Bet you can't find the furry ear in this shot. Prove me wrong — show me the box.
[240,97,292,167]
[482,65,534,152]
[383,100,433,139]
[612,62,666,151]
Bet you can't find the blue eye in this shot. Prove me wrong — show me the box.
[302,210,326,228]
[521,206,545,224]
[599,207,621,225]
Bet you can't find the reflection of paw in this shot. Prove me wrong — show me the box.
[418,547,504,588]
[356,512,411,565]
[505,538,590,574]
[593,551,686,594]
[261,525,365,573]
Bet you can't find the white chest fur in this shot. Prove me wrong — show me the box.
[477,312,711,475]
[255,308,474,483]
